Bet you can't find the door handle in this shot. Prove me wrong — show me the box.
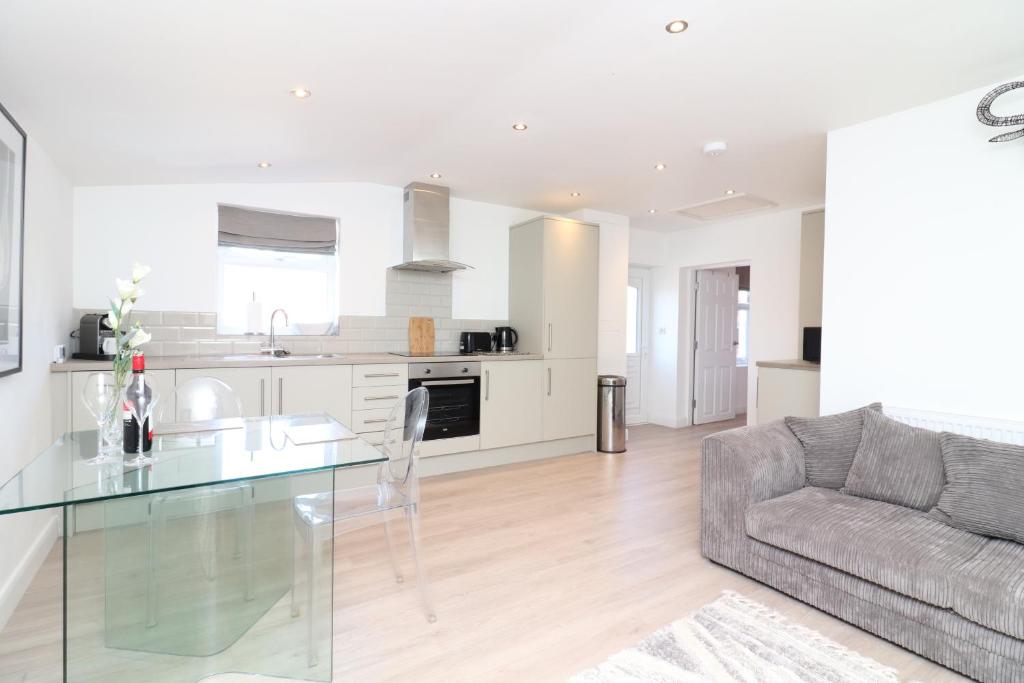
[547,323,553,352]
[484,370,490,401]
[278,377,283,415]
[547,367,552,397]
[260,379,265,416]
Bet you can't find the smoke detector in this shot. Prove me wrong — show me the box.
[674,193,776,221]
[702,141,728,157]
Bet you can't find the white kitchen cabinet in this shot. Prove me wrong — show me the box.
[509,216,599,358]
[71,369,175,432]
[175,367,271,418]
[480,360,544,449]
[542,358,597,441]
[271,365,353,426]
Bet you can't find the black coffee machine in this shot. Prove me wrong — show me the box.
[493,326,518,353]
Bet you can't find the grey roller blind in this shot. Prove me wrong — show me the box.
[217,204,337,255]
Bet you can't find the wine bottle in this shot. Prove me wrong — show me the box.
[123,353,153,453]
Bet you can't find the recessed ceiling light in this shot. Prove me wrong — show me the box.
[702,140,728,157]
[654,163,667,171]
[725,189,736,195]
[256,161,272,169]
[665,19,689,34]
[289,87,312,99]
[570,191,581,197]
[430,172,442,179]
[512,122,528,131]
[648,209,657,214]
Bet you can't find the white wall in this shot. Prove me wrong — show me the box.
[571,209,630,376]
[0,136,73,628]
[630,207,806,426]
[822,75,1024,420]
[73,183,540,320]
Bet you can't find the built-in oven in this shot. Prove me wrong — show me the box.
[408,362,480,441]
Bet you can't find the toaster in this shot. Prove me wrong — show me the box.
[459,331,493,354]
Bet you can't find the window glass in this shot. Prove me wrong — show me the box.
[738,289,751,305]
[626,285,639,354]
[217,247,337,335]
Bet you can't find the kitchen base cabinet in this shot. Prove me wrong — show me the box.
[542,358,597,441]
[271,365,353,426]
[480,360,543,449]
[175,367,271,418]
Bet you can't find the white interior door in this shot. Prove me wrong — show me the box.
[625,268,649,424]
[693,268,738,425]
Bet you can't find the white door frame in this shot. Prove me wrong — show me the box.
[626,267,651,425]
[681,260,751,427]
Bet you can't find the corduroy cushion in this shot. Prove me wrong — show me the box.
[932,433,1024,544]
[841,410,944,511]
[953,538,1024,640]
[744,486,986,610]
[785,403,881,489]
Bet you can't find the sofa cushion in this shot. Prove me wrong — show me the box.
[841,410,944,511]
[745,487,986,609]
[785,403,881,489]
[933,432,1024,544]
[952,538,1024,641]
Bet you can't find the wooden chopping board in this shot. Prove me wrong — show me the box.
[408,317,435,356]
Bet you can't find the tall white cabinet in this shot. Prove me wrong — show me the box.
[509,216,599,442]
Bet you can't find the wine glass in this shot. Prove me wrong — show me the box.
[80,373,121,464]
[123,384,160,467]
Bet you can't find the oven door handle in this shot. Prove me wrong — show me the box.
[420,379,476,386]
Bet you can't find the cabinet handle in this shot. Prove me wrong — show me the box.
[547,367,552,396]
[485,370,490,401]
[278,377,284,415]
[365,372,401,378]
[260,379,265,416]
[364,395,399,401]
[547,323,553,352]
[364,418,388,424]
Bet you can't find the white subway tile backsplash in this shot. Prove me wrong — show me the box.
[162,341,199,356]
[197,340,233,356]
[162,312,199,326]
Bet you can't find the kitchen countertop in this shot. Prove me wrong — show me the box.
[755,359,821,371]
[50,352,544,372]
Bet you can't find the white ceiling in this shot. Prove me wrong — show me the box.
[2,0,1022,231]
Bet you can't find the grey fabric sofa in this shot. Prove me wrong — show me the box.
[700,420,1024,683]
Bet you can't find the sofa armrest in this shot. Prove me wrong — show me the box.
[700,420,805,567]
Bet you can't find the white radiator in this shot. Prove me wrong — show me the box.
[885,407,1024,446]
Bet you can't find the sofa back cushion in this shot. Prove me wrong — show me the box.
[932,432,1024,543]
[785,403,881,489]
[840,410,944,511]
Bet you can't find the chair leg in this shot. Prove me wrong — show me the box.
[382,508,405,584]
[307,526,318,668]
[405,503,437,623]
[290,521,302,618]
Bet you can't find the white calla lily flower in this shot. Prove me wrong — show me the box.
[120,300,134,317]
[106,313,118,329]
[128,330,152,348]
[116,278,138,301]
[132,263,151,283]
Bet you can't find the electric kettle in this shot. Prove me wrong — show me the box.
[493,326,519,353]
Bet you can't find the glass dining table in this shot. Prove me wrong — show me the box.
[0,413,386,683]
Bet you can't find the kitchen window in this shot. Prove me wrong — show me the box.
[216,205,339,335]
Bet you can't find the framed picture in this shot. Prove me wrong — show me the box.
[0,101,26,379]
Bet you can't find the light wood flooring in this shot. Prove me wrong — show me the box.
[0,420,968,682]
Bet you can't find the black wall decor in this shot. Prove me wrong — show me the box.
[0,100,26,379]
[976,81,1024,142]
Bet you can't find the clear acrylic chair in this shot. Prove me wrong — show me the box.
[147,377,254,628]
[291,386,434,667]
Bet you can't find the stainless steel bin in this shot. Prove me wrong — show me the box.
[597,375,626,453]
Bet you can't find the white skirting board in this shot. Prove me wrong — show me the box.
[885,407,1024,445]
[0,513,59,632]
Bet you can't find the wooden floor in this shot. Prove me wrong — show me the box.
[1,420,967,682]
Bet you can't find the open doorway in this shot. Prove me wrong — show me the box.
[692,265,750,424]
[625,267,650,425]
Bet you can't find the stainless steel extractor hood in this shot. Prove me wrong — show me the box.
[391,182,471,272]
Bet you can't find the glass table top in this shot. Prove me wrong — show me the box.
[0,413,385,515]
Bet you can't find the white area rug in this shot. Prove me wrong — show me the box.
[570,591,915,682]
